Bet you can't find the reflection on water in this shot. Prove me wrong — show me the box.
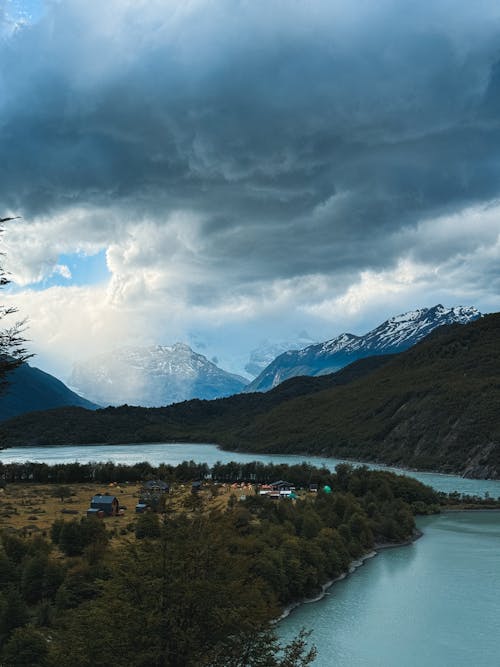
[279,511,500,667]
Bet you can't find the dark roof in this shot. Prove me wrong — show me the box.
[270,480,293,487]
[143,480,169,491]
[91,495,117,504]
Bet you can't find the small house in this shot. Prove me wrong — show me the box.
[89,494,119,516]
[269,480,295,499]
[135,503,148,514]
[142,480,170,493]
[191,481,202,494]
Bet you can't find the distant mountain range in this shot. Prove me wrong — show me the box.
[244,333,317,376]
[0,362,98,421]
[3,313,499,478]
[245,305,481,392]
[69,343,249,407]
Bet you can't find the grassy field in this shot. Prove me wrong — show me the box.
[0,481,256,538]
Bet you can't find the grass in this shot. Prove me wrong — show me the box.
[0,481,257,539]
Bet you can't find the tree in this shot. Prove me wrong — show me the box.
[52,513,317,667]
[0,222,31,390]
[0,626,49,667]
[52,486,73,503]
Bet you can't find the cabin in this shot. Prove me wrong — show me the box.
[142,480,170,493]
[191,481,202,494]
[135,503,148,514]
[269,480,295,499]
[89,494,119,516]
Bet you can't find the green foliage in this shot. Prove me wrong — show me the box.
[4,314,499,477]
[0,226,32,393]
[0,462,444,665]
[52,517,108,557]
[52,486,72,502]
[0,587,28,637]
[135,511,161,539]
[0,626,49,666]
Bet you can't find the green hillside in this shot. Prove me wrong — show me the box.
[2,314,499,477]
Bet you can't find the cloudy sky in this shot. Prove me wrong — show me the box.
[1,0,500,378]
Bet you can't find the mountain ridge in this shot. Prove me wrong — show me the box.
[1,313,499,478]
[69,342,249,407]
[0,362,98,421]
[245,304,481,392]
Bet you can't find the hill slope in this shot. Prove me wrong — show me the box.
[2,314,499,478]
[246,304,481,392]
[0,355,392,446]
[0,362,98,421]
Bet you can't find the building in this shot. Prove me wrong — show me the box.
[142,480,170,493]
[191,481,202,494]
[89,494,119,516]
[269,480,295,499]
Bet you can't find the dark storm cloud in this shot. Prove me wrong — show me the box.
[2,0,500,295]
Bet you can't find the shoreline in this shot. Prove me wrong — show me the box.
[3,440,499,482]
[277,529,422,622]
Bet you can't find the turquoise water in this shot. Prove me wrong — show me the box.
[278,511,500,666]
[2,443,499,664]
[1,442,500,498]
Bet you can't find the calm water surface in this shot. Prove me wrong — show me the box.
[1,442,500,497]
[278,511,500,667]
[2,443,499,664]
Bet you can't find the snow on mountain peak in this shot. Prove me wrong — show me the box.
[245,304,482,393]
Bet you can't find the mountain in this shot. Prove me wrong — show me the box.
[245,304,481,392]
[244,332,317,377]
[0,362,98,421]
[69,343,249,407]
[3,313,500,477]
[0,354,393,447]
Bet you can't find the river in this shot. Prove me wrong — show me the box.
[278,511,500,666]
[1,442,499,665]
[1,442,500,498]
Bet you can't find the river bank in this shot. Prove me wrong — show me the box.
[278,511,500,667]
[278,528,423,622]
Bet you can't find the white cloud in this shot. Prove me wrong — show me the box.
[1,1,500,379]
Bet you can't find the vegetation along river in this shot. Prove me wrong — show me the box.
[279,511,500,667]
[2,442,500,498]
[2,443,500,665]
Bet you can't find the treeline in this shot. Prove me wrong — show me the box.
[0,463,441,666]
[2,314,500,478]
[1,458,495,508]
[0,458,438,505]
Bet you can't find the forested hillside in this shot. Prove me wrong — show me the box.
[0,462,438,666]
[2,315,499,477]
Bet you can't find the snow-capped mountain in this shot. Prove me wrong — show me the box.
[244,333,317,377]
[245,305,481,393]
[69,343,249,407]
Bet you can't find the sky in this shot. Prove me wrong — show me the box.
[1,0,500,379]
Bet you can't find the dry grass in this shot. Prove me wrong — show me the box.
[0,482,141,536]
[0,481,257,538]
